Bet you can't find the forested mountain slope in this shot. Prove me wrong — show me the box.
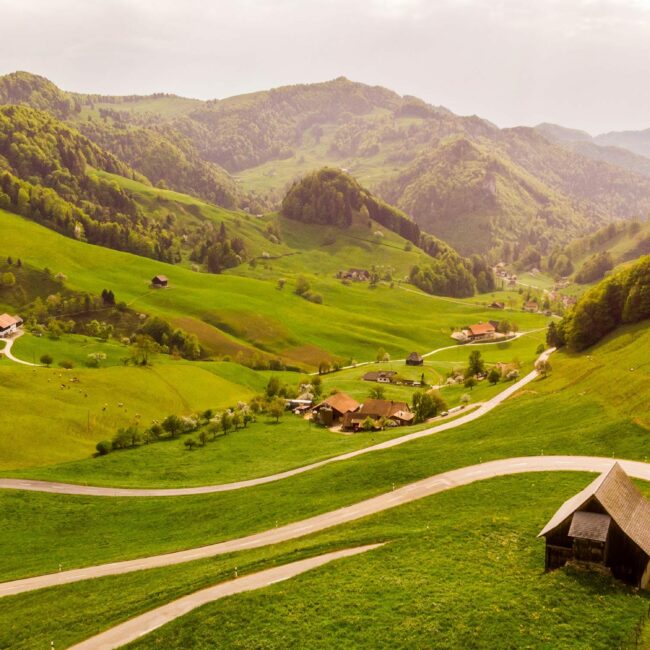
[2,71,650,263]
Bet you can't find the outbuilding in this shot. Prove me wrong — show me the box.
[0,314,22,338]
[538,463,650,589]
[406,352,424,366]
[151,275,169,288]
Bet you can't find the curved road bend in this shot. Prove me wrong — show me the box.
[0,349,555,497]
[0,331,40,367]
[68,544,383,650]
[2,454,650,598]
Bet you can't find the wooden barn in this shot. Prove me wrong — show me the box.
[406,352,424,366]
[151,274,168,288]
[311,393,360,427]
[538,463,650,589]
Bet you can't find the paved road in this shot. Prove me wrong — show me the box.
[0,331,40,366]
[0,349,555,497]
[67,544,383,650]
[2,453,649,599]
[311,327,542,374]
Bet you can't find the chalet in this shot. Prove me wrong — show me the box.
[0,314,22,338]
[466,322,496,341]
[151,275,169,288]
[363,370,397,383]
[343,399,413,431]
[312,392,360,427]
[406,352,424,366]
[490,301,505,309]
[538,463,650,589]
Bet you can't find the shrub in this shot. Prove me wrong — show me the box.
[95,440,112,456]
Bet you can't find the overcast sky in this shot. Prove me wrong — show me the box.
[1,0,649,134]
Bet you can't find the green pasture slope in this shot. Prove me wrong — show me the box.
[0,322,647,582]
[0,206,548,369]
[0,324,647,648]
[0,318,545,478]
[1,473,649,650]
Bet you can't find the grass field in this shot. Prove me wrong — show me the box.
[1,473,649,649]
[0,323,646,581]
[0,208,549,369]
[0,359,263,469]
[0,329,545,482]
[10,331,130,367]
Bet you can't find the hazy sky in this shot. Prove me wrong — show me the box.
[1,0,649,134]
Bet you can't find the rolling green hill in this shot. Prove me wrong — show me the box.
[0,206,547,367]
[378,136,589,256]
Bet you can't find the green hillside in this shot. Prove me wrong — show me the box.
[0,207,547,366]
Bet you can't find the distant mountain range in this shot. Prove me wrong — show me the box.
[1,70,649,260]
[535,122,650,177]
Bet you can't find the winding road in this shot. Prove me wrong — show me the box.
[0,348,555,497]
[2,453,649,599]
[0,331,40,366]
[67,544,383,650]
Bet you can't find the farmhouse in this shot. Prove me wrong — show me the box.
[406,352,424,366]
[151,274,169,288]
[343,399,414,431]
[0,314,23,338]
[466,322,496,341]
[538,463,650,589]
[363,370,397,383]
[312,392,360,427]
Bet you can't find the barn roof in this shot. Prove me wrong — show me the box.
[468,323,495,336]
[568,511,611,542]
[153,274,168,282]
[359,399,410,418]
[0,314,20,329]
[315,392,359,415]
[538,463,650,555]
[407,352,423,360]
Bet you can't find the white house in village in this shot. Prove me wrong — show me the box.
[0,314,23,338]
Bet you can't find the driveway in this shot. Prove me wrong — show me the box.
[0,330,40,366]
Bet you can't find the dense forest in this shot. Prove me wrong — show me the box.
[553,255,650,351]
[0,105,246,271]
[281,168,493,297]
[0,105,183,261]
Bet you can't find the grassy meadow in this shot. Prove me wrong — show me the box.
[1,473,649,649]
[0,207,549,369]
[0,322,647,582]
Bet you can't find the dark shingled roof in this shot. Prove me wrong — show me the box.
[569,511,611,542]
[539,463,650,555]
